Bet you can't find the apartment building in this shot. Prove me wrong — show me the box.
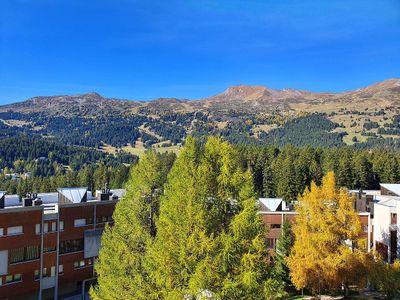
[368,184,400,263]
[0,187,124,300]
[259,197,372,258]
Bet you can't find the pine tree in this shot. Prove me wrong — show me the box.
[146,137,212,299]
[147,137,277,299]
[196,137,274,298]
[90,150,169,299]
[273,218,293,288]
[263,159,276,197]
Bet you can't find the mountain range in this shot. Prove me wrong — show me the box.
[0,79,400,152]
[1,78,399,115]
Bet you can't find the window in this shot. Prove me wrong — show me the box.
[74,219,86,227]
[87,218,93,225]
[51,266,55,277]
[270,224,281,229]
[43,268,47,278]
[59,264,64,274]
[9,246,39,263]
[51,222,57,232]
[74,260,86,269]
[97,216,113,224]
[0,228,3,236]
[59,221,64,231]
[44,246,56,253]
[266,238,275,249]
[25,246,39,260]
[59,239,84,254]
[43,223,48,233]
[7,226,23,236]
[0,277,2,286]
[35,224,41,234]
[5,274,21,284]
[391,213,397,225]
[34,269,40,280]
[9,247,24,263]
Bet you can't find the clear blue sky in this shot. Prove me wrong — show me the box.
[1,0,399,104]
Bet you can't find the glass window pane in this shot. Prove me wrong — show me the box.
[35,224,41,234]
[7,226,23,235]
[9,247,25,263]
[74,219,86,227]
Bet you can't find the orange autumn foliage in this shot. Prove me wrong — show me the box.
[287,171,370,294]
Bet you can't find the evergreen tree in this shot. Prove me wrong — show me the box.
[272,218,293,288]
[147,137,277,299]
[263,159,276,197]
[146,137,211,299]
[91,150,169,299]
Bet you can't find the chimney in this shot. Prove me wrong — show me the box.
[98,183,112,201]
[23,192,38,207]
[33,198,43,206]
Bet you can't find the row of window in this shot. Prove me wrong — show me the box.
[35,221,63,234]
[0,216,113,238]
[74,216,113,227]
[1,258,97,286]
[10,246,40,264]
[0,226,24,237]
[1,260,94,286]
[73,258,93,269]
[0,273,22,285]
[34,265,64,280]
[9,238,86,264]
[59,239,84,255]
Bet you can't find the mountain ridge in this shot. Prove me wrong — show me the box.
[2,78,400,115]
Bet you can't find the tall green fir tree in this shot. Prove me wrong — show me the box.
[272,218,293,288]
[90,150,171,300]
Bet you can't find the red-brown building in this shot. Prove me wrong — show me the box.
[0,188,124,300]
[258,198,372,258]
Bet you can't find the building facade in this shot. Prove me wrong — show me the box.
[259,197,372,258]
[0,188,123,300]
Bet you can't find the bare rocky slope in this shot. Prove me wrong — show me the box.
[1,79,399,117]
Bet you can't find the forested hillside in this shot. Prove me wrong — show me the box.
[241,144,400,202]
[1,79,400,152]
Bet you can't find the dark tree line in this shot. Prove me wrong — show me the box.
[0,136,137,173]
[241,144,400,202]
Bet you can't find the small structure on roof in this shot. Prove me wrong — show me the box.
[258,198,290,212]
[380,183,400,197]
[57,187,88,204]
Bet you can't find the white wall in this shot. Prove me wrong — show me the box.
[373,203,391,249]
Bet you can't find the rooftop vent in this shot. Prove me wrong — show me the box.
[23,192,38,207]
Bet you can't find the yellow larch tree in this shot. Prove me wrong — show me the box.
[287,171,370,295]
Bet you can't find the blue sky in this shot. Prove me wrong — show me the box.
[1,0,399,104]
